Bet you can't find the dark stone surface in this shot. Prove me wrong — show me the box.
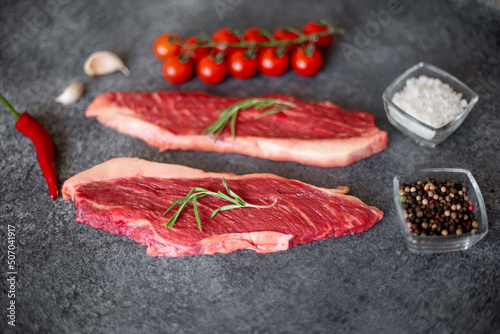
[1,0,499,333]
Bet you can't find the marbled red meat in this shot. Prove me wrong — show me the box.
[62,158,384,257]
[86,92,388,167]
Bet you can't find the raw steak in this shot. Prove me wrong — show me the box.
[86,92,388,167]
[62,158,384,257]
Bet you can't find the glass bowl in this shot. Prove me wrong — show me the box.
[393,168,488,254]
[383,62,479,147]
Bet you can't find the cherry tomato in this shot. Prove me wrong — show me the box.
[273,28,300,41]
[227,49,258,80]
[273,28,300,52]
[291,46,323,77]
[197,54,227,84]
[212,28,240,54]
[258,48,290,77]
[302,21,333,50]
[162,56,194,84]
[182,36,210,63]
[153,33,181,61]
[243,27,270,43]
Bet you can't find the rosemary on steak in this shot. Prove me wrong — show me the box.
[164,177,277,231]
[203,98,296,142]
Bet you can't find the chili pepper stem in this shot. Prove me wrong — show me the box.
[179,26,345,52]
[0,93,20,120]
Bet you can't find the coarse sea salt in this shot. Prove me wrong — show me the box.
[392,75,468,128]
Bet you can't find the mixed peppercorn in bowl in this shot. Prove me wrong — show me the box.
[393,168,488,254]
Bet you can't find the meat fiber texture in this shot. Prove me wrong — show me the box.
[62,158,384,257]
[86,91,388,167]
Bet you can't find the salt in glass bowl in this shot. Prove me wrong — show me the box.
[383,62,479,147]
[393,168,488,254]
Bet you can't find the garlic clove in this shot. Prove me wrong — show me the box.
[83,51,129,77]
[55,82,85,105]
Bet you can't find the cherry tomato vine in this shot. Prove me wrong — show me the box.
[152,20,344,84]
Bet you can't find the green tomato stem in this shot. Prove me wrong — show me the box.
[179,26,344,52]
[0,93,20,120]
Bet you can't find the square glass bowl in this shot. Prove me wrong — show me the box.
[393,168,488,254]
[383,62,479,147]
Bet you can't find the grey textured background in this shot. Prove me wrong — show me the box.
[1,0,499,333]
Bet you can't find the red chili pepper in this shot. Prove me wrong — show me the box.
[1,93,59,200]
[468,205,474,211]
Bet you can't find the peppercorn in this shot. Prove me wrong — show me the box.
[399,178,478,237]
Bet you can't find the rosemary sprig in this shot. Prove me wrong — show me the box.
[163,177,277,231]
[202,98,296,142]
